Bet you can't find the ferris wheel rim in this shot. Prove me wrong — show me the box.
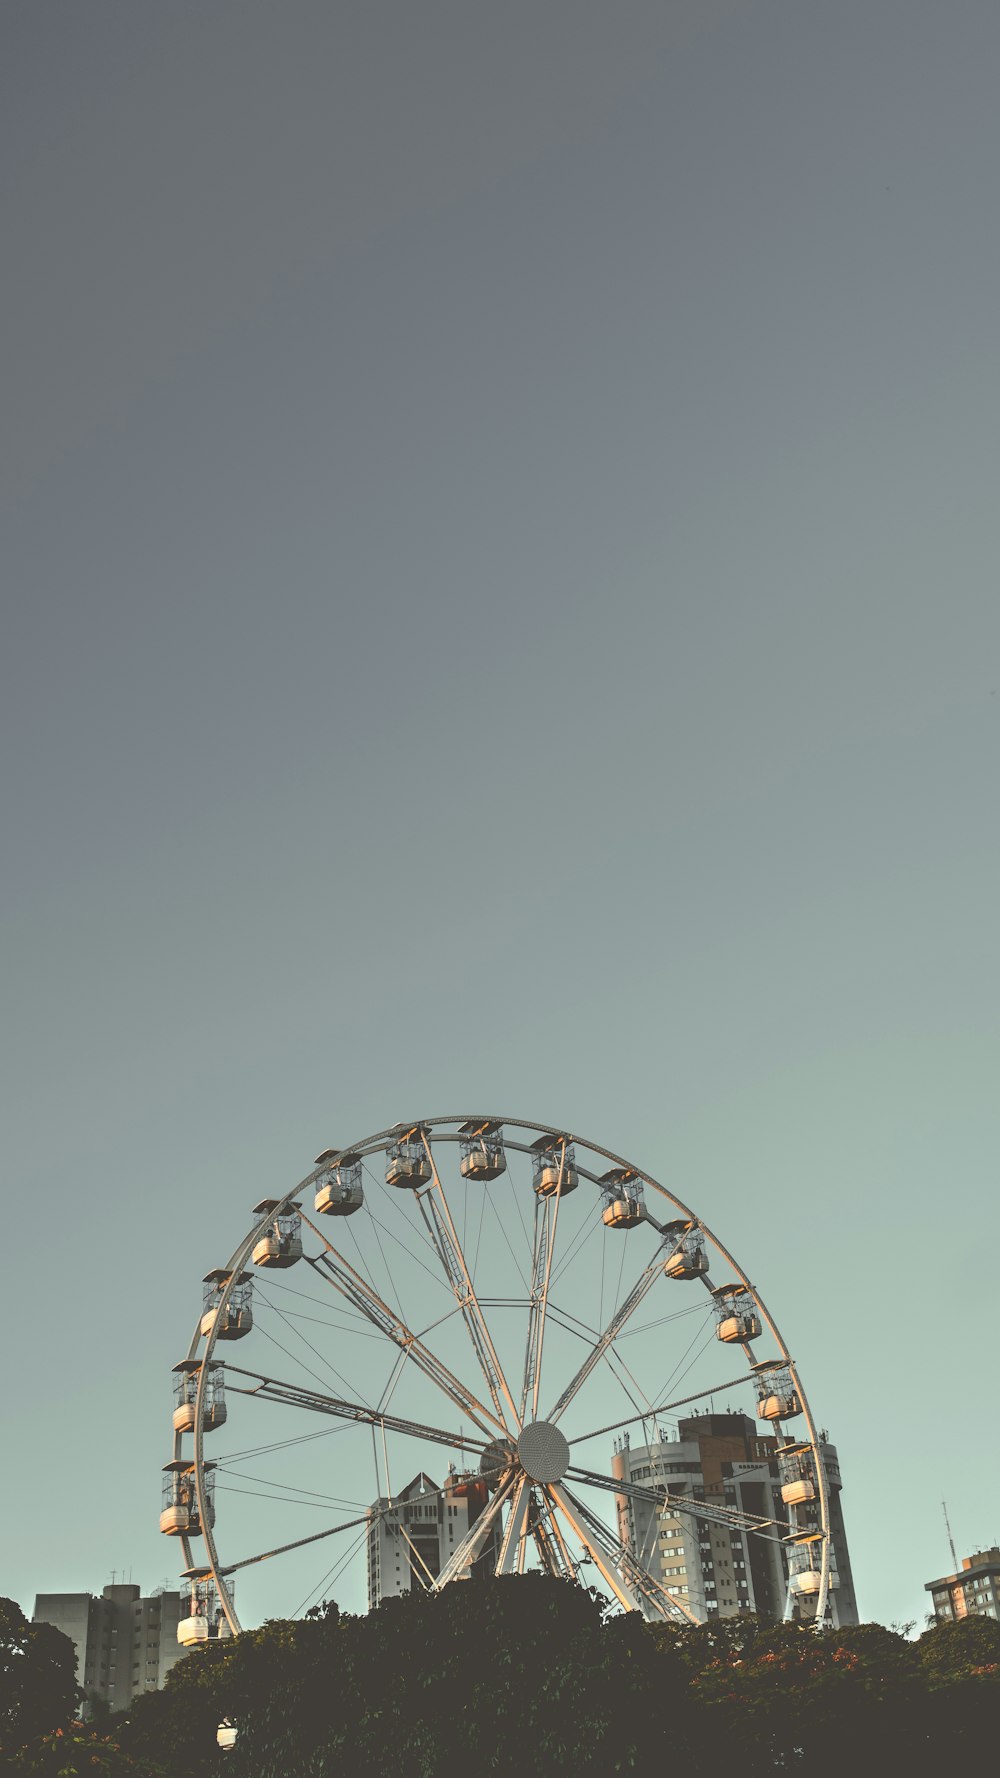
[174,1113,834,1634]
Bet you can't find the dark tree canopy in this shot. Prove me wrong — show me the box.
[0,1599,80,1753]
[8,1581,1000,1778]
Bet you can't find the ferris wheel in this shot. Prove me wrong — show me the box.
[163,1115,836,1642]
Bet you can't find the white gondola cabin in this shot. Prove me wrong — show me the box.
[599,1168,644,1229]
[458,1120,507,1182]
[385,1129,432,1189]
[314,1150,364,1216]
[778,1442,817,1506]
[791,1567,839,1595]
[754,1363,802,1423]
[161,1461,215,1536]
[663,1224,709,1280]
[200,1271,254,1341]
[782,1477,818,1507]
[251,1200,303,1269]
[788,1535,838,1595]
[712,1284,762,1345]
[177,1572,233,1647]
[172,1361,227,1434]
[531,1135,579,1198]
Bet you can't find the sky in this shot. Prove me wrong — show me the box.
[2,0,999,1635]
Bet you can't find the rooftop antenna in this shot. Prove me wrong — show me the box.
[942,1500,958,1571]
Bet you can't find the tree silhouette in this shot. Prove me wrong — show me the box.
[0,1599,80,1755]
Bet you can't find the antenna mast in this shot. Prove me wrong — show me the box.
[942,1500,958,1571]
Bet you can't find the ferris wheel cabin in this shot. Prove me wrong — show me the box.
[599,1168,645,1229]
[314,1150,364,1215]
[530,1134,579,1197]
[788,1533,839,1596]
[712,1283,762,1344]
[385,1129,432,1188]
[251,1200,303,1268]
[663,1224,709,1279]
[160,1460,216,1537]
[177,1571,233,1647]
[754,1362,802,1423]
[458,1119,507,1181]
[778,1441,818,1506]
[200,1271,254,1340]
[172,1360,227,1434]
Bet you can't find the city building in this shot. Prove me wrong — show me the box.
[367,1466,501,1607]
[925,1547,1000,1623]
[611,1410,859,1626]
[32,1582,185,1712]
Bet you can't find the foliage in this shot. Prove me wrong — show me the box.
[116,1576,688,1778]
[14,1581,1000,1778]
[0,1601,80,1754]
[649,1615,926,1775]
[916,1615,1000,1759]
[917,1613,1000,1686]
[4,1725,168,1777]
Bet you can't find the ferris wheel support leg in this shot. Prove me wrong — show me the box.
[542,1495,578,1580]
[495,1475,531,1575]
[527,1488,581,1581]
[529,1525,561,1577]
[547,1484,639,1614]
[431,1472,517,1592]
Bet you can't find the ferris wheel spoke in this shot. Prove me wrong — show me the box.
[298,1215,507,1438]
[396,1521,440,1591]
[544,1235,675,1426]
[519,1146,568,1424]
[565,1368,755,1449]
[494,1473,532,1575]
[416,1135,519,1431]
[548,1481,697,1625]
[222,1363,488,1455]
[430,1471,518,1591]
[599,1344,657,1421]
[545,1483,640,1613]
[529,1488,577,1579]
[566,1464,787,1544]
[215,1510,372,1578]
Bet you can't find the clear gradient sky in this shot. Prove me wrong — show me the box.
[3,0,999,1632]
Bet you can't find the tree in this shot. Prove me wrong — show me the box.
[917,1616,1000,1762]
[115,1578,694,1778]
[107,1588,1000,1778]
[0,1600,80,1754]
[4,1726,167,1778]
[649,1614,925,1777]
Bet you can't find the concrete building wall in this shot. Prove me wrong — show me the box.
[33,1584,186,1712]
[367,1467,501,1608]
[926,1547,1000,1623]
[612,1411,859,1627]
[31,1593,94,1693]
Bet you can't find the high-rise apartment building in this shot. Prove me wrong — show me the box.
[925,1547,1000,1623]
[611,1410,858,1626]
[367,1466,502,1607]
[32,1583,185,1711]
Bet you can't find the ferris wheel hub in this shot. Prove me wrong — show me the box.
[516,1420,570,1484]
